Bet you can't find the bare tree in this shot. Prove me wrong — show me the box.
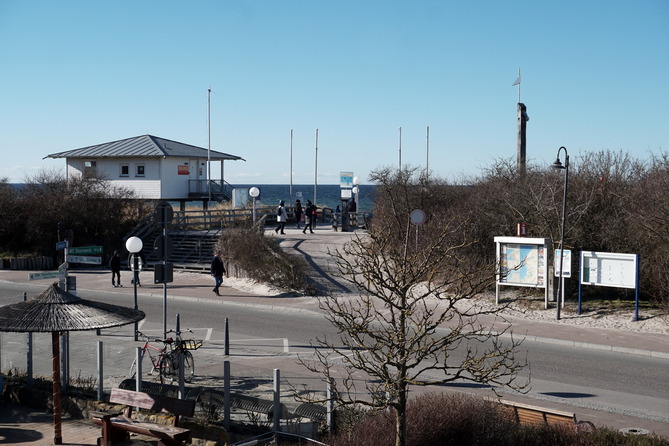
[299,168,528,446]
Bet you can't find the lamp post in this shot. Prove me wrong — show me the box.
[125,236,143,340]
[551,146,569,321]
[249,187,260,223]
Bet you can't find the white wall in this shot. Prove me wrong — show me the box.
[66,157,198,200]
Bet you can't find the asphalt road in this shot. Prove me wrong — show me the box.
[1,281,667,432]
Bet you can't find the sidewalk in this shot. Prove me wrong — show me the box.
[1,225,668,444]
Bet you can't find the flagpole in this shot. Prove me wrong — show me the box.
[314,129,318,206]
[426,125,430,181]
[290,129,293,204]
[398,126,402,171]
[207,87,211,204]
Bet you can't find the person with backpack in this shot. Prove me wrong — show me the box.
[275,200,287,235]
[302,200,316,234]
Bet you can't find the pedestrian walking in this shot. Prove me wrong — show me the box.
[333,205,341,232]
[294,199,303,229]
[128,252,144,286]
[275,200,287,234]
[109,250,122,287]
[211,250,226,296]
[302,200,316,234]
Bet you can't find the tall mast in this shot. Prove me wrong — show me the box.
[207,88,211,203]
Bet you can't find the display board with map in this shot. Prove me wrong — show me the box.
[494,237,550,306]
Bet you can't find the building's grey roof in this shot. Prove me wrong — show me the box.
[45,135,245,161]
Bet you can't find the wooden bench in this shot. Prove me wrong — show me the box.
[500,399,594,431]
[91,388,195,446]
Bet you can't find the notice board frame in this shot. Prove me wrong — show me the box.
[494,236,550,308]
[578,251,640,321]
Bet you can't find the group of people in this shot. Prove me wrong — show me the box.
[110,247,227,297]
[275,199,317,235]
[109,250,145,287]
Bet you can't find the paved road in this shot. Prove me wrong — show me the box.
[1,225,668,444]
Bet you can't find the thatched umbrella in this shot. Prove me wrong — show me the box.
[0,282,145,445]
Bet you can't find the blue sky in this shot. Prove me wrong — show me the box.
[1,1,667,185]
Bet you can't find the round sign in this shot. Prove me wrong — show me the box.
[249,186,260,198]
[410,209,427,225]
[154,202,174,225]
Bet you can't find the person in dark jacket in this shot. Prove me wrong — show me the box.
[109,250,122,287]
[302,200,316,234]
[294,199,303,229]
[210,250,226,296]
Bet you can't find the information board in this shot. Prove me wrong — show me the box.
[495,237,548,287]
[580,251,637,289]
[494,237,550,307]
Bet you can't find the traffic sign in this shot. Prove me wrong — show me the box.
[153,235,173,259]
[67,255,102,265]
[56,241,68,250]
[29,271,61,281]
[68,246,103,255]
[154,202,174,225]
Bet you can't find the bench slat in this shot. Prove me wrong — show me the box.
[92,388,195,446]
[109,388,195,417]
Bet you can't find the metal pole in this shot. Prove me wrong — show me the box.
[133,255,139,341]
[398,126,402,171]
[208,88,212,203]
[224,317,229,356]
[224,361,231,430]
[273,368,281,433]
[314,129,318,206]
[25,292,33,384]
[135,347,142,392]
[555,147,569,321]
[97,341,103,401]
[290,129,293,204]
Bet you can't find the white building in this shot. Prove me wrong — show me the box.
[46,134,245,208]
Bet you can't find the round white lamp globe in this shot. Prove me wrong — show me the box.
[125,236,143,254]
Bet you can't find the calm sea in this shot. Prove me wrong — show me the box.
[233,184,376,213]
[9,183,376,213]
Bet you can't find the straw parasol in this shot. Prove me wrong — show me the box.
[0,282,145,445]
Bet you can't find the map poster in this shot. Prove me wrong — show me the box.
[500,244,546,287]
[494,236,550,307]
[494,237,549,289]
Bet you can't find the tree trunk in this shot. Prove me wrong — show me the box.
[395,380,408,446]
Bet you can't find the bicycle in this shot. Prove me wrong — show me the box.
[158,329,201,385]
[129,330,199,384]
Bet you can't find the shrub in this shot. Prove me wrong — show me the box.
[325,392,669,446]
[215,226,311,293]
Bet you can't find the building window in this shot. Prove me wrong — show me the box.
[136,164,145,177]
[83,160,97,178]
[120,164,129,177]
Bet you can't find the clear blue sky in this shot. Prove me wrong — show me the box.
[1,1,667,185]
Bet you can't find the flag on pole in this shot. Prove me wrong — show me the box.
[512,73,521,86]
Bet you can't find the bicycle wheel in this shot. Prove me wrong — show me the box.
[129,359,137,379]
[159,354,176,384]
[182,350,195,383]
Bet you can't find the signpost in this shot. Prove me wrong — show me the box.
[29,271,61,281]
[68,246,103,255]
[67,255,102,265]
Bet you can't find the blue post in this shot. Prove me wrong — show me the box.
[634,254,640,322]
[577,252,582,315]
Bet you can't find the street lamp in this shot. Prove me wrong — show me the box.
[249,187,260,223]
[353,176,361,228]
[552,146,569,321]
[125,236,143,340]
